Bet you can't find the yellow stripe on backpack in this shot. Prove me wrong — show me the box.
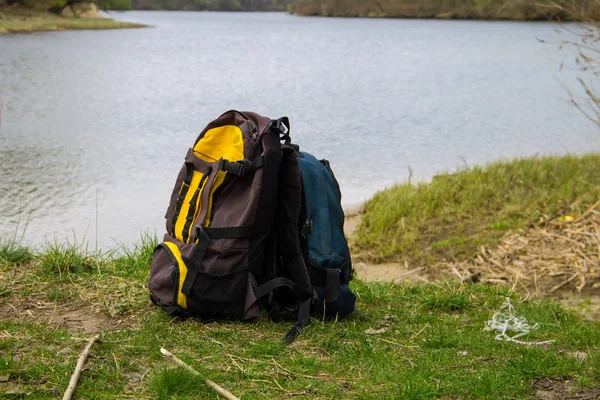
[163,241,188,309]
[203,170,227,226]
[174,170,205,243]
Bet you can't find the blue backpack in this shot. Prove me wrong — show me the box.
[255,144,356,343]
[297,152,356,318]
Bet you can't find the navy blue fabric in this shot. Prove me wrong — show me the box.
[297,151,354,316]
[312,285,356,318]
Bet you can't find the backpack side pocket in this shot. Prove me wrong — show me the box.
[148,237,193,314]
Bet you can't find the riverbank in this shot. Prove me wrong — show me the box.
[0,6,147,34]
[1,152,599,397]
[289,0,587,20]
[349,152,600,317]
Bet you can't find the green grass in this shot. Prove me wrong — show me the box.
[354,153,600,265]
[0,7,147,34]
[0,239,599,399]
[110,231,159,279]
[39,239,101,275]
[0,242,32,265]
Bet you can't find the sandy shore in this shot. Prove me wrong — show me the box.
[344,203,426,284]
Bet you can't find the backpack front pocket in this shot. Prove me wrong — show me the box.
[149,234,259,320]
[166,150,218,244]
[166,149,236,244]
[184,269,251,320]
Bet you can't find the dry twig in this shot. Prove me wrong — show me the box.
[160,347,240,400]
[62,335,101,400]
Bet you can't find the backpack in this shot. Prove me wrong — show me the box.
[148,110,354,343]
[256,150,356,335]
[297,152,355,318]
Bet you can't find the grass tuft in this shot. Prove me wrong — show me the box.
[39,239,99,275]
[393,379,437,400]
[0,241,33,265]
[148,366,212,399]
[111,232,158,278]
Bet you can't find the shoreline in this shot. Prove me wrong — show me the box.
[0,8,148,34]
[291,12,576,21]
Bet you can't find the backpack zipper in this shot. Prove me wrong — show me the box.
[219,109,259,141]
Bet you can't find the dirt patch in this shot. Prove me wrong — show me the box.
[0,264,147,333]
[354,261,426,284]
[1,296,143,333]
[343,204,363,238]
[533,377,600,399]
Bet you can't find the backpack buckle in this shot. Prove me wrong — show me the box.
[300,219,312,239]
[222,161,247,177]
[271,117,289,134]
[271,117,291,144]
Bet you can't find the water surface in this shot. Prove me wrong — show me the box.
[0,12,598,249]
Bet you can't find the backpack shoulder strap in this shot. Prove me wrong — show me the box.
[276,145,311,289]
[256,143,313,343]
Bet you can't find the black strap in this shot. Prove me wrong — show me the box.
[253,155,264,169]
[325,268,341,302]
[255,277,305,299]
[271,117,289,134]
[182,170,211,244]
[182,188,200,243]
[255,277,313,344]
[221,155,264,177]
[221,160,247,177]
[283,298,311,344]
[170,162,194,236]
[181,228,211,296]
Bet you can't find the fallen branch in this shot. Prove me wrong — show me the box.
[62,335,101,400]
[160,347,239,400]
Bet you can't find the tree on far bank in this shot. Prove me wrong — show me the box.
[561,0,600,126]
[3,0,132,13]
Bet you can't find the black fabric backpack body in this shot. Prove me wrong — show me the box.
[148,110,355,343]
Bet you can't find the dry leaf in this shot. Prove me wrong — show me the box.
[364,327,387,335]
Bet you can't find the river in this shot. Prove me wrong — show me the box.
[0,11,598,250]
